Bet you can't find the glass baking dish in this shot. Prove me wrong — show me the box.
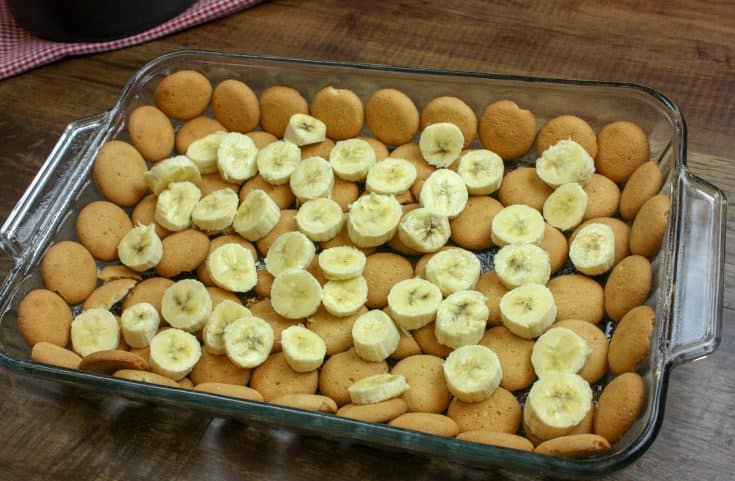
[0,50,726,478]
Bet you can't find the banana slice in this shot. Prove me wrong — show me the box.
[457,149,504,195]
[348,373,409,405]
[569,223,616,276]
[283,113,327,146]
[289,156,335,202]
[523,373,593,441]
[295,198,345,242]
[425,247,481,296]
[120,302,160,348]
[223,315,274,368]
[386,277,443,330]
[160,279,213,332]
[352,310,401,362]
[365,157,417,195]
[233,189,281,241]
[281,324,327,372]
[186,131,227,174]
[206,243,258,292]
[419,122,465,167]
[256,140,301,185]
[318,246,366,280]
[144,155,201,195]
[154,181,202,231]
[149,328,202,380]
[542,183,589,231]
[419,169,469,219]
[494,243,551,289]
[397,207,450,253]
[265,231,316,276]
[536,139,595,188]
[443,344,503,403]
[270,270,323,319]
[202,300,252,355]
[490,204,546,247]
[217,132,259,183]
[117,224,163,272]
[435,290,489,348]
[70,308,120,357]
[191,188,239,233]
[531,327,592,378]
[499,283,557,339]
[347,192,402,248]
[329,138,377,181]
[321,276,368,317]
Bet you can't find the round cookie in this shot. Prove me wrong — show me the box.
[154,70,212,120]
[114,369,179,387]
[249,351,318,402]
[582,173,621,220]
[630,194,670,258]
[250,299,299,353]
[259,85,309,138]
[331,177,360,212]
[421,96,477,148]
[132,194,171,239]
[318,349,389,406]
[78,349,148,374]
[389,413,459,437]
[535,115,597,158]
[391,354,451,413]
[620,161,664,220]
[475,271,508,326]
[555,319,608,383]
[155,229,210,278]
[363,253,414,309]
[608,305,655,375]
[18,289,72,347]
[571,217,630,267]
[195,383,263,402]
[211,79,260,133]
[41,241,97,305]
[271,393,338,413]
[82,278,137,310]
[306,305,366,355]
[255,209,298,256]
[365,88,420,146]
[93,140,147,207]
[254,268,274,299]
[498,167,553,211]
[604,255,652,322]
[413,323,452,358]
[447,387,521,433]
[190,350,251,385]
[127,105,174,162]
[196,235,258,286]
[595,121,650,183]
[122,277,174,318]
[246,130,279,149]
[539,223,568,274]
[594,372,645,443]
[387,203,420,256]
[240,175,295,210]
[31,342,82,370]
[450,196,503,250]
[178,377,194,389]
[98,265,141,282]
[480,326,535,391]
[457,431,534,452]
[301,138,335,160]
[207,286,241,307]
[358,136,389,161]
[320,219,376,256]
[478,99,537,160]
[535,434,610,457]
[76,201,133,261]
[310,86,364,140]
[336,398,408,423]
[199,174,238,196]
[175,116,225,154]
[390,328,422,360]
[547,275,605,324]
[308,254,329,286]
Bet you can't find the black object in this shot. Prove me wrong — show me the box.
[6,0,198,42]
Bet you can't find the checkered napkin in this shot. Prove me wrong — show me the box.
[0,0,262,80]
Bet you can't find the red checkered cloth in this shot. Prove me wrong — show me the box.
[0,0,263,80]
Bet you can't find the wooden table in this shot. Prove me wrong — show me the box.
[0,1,733,479]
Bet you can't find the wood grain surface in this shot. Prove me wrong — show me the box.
[0,1,733,480]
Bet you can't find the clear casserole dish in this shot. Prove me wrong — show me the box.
[0,50,726,478]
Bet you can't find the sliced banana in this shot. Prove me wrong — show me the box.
[348,373,409,405]
[457,149,504,195]
[419,122,464,167]
[295,198,345,242]
[542,183,589,231]
[256,140,301,185]
[191,188,239,233]
[206,243,257,292]
[289,156,335,202]
[365,157,417,195]
[217,132,259,183]
[160,279,213,332]
[425,247,481,296]
[154,181,202,231]
[186,130,227,174]
[144,155,201,195]
[223,316,274,368]
[494,243,551,289]
[117,224,162,272]
[523,373,593,441]
[435,290,489,348]
[352,310,401,362]
[281,324,327,372]
[443,344,503,403]
[531,327,592,378]
[386,277,443,330]
[233,189,281,241]
[329,138,377,181]
[321,276,368,317]
[569,223,616,276]
[149,328,202,380]
[270,270,322,319]
[265,231,316,276]
[120,302,160,348]
[490,204,545,247]
[318,246,366,280]
[202,300,252,355]
[397,207,451,253]
[283,113,327,146]
[70,308,120,357]
[419,169,469,219]
[536,139,595,188]
[347,192,403,248]
[499,283,557,339]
